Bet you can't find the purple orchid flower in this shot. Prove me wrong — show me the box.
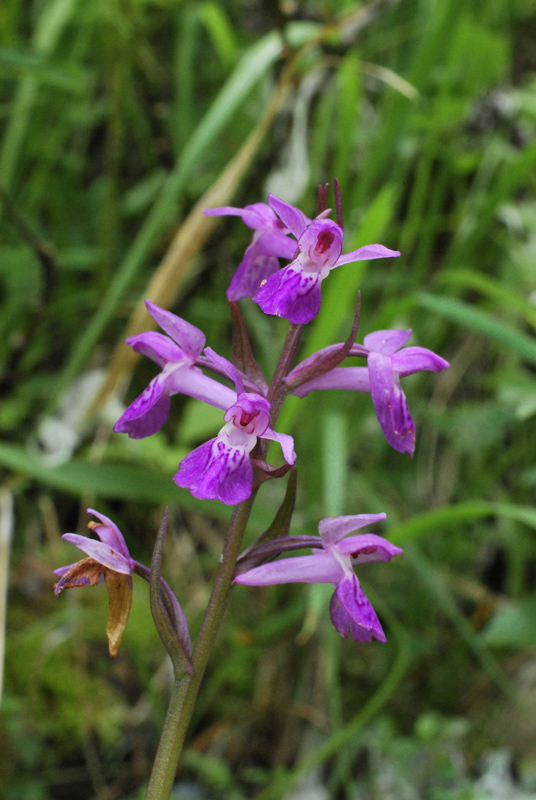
[235,514,402,642]
[55,509,190,658]
[114,301,236,439]
[204,202,298,301]
[174,349,296,505]
[253,194,400,325]
[291,330,449,456]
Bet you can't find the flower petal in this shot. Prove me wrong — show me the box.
[268,193,309,238]
[227,240,282,301]
[391,346,450,375]
[335,244,400,268]
[167,366,237,411]
[104,571,133,657]
[204,203,279,231]
[254,263,323,325]
[203,347,245,395]
[114,377,171,439]
[61,534,132,574]
[318,514,387,548]
[336,533,403,562]
[297,220,342,269]
[293,366,371,398]
[145,301,205,358]
[261,428,296,465]
[331,574,386,642]
[87,508,130,559]
[368,352,415,454]
[174,438,254,505]
[126,331,185,368]
[235,551,343,586]
[54,557,104,594]
[364,329,412,355]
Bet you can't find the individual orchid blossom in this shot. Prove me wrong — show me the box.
[54,509,136,657]
[174,348,296,505]
[114,301,236,439]
[55,509,190,658]
[204,202,298,301]
[235,514,402,642]
[291,330,449,456]
[253,194,400,325]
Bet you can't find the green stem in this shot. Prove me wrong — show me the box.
[145,496,255,800]
[145,321,303,799]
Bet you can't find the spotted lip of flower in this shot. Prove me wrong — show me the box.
[235,514,402,643]
[54,509,135,657]
[203,202,298,301]
[253,193,400,325]
[113,300,236,439]
[173,348,296,506]
[291,330,450,456]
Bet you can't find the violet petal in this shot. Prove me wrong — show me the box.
[318,514,386,548]
[254,264,323,325]
[335,244,401,267]
[114,377,171,439]
[235,551,343,586]
[145,301,205,357]
[364,329,412,355]
[61,534,132,574]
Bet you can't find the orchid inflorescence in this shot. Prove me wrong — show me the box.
[55,185,448,790]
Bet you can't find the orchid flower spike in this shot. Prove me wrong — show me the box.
[293,330,449,456]
[54,509,135,657]
[236,514,402,642]
[114,301,236,439]
[174,349,296,505]
[204,202,298,301]
[253,194,400,325]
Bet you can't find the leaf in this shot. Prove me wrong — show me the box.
[417,294,536,366]
[482,596,536,650]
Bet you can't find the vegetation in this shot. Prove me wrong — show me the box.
[1,0,536,797]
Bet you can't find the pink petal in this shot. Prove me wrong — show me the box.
[87,509,130,559]
[126,331,185,368]
[261,428,296,465]
[204,203,278,230]
[167,367,237,411]
[391,346,450,375]
[335,244,400,268]
[319,515,386,548]
[293,367,371,398]
[364,329,412,355]
[114,377,171,439]
[227,239,282,301]
[331,574,386,642]
[145,301,205,357]
[268,193,309,238]
[254,263,323,325]
[61,534,132,574]
[336,533,403,562]
[235,552,343,586]
[174,438,254,505]
[368,352,415,454]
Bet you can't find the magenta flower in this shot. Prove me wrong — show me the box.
[204,202,298,301]
[174,349,296,505]
[114,301,236,439]
[292,330,449,455]
[253,194,400,325]
[235,514,402,642]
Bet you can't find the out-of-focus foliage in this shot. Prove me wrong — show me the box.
[1,0,536,798]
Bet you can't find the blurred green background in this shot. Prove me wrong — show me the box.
[1,0,536,798]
